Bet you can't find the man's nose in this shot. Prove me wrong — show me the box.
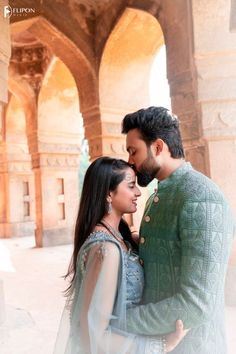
[128,155,134,164]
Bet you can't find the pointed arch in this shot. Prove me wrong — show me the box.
[99,7,164,112]
[11,16,99,112]
[38,57,83,140]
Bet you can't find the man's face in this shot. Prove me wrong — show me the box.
[126,128,160,186]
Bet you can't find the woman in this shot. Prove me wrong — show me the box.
[54,157,186,353]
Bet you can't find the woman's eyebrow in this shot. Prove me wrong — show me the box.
[127,179,135,184]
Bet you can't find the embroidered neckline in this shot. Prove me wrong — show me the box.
[85,230,131,255]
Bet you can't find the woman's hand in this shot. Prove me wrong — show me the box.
[165,320,188,352]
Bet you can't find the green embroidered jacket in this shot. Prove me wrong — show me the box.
[126,162,235,354]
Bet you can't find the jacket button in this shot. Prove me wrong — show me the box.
[140,237,145,244]
[144,215,151,222]
[154,196,159,203]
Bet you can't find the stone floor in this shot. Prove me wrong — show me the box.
[0,236,235,354]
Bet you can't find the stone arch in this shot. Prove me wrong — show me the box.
[10,17,100,162]
[7,55,85,246]
[11,16,99,112]
[8,17,100,245]
[99,7,165,227]
[98,8,164,160]
[127,0,206,174]
[100,7,164,112]
[29,57,83,246]
[8,70,38,152]
[30,16,102,162]
[38,56,83,146]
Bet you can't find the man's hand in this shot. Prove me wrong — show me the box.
[165,320,188,352]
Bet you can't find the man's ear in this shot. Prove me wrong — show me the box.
[153,139,164,156]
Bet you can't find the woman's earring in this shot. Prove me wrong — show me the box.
[107,200,112,214]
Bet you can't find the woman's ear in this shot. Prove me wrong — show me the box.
[106,194,112,203]
[153,139,164,156]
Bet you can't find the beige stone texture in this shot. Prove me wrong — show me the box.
[192,0,236,54]
[191,2,236,203]
[191,0,236,283]
[207,138,236,227]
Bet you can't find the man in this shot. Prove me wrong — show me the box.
[122,106,235,354]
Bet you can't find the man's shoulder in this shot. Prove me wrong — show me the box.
[184,167,212,185]
[179,167,224,203]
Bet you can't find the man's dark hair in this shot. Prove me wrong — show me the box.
[122,106,185,158]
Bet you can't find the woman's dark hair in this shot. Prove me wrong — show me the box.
[122,106,185,158]
[65,156,137,292]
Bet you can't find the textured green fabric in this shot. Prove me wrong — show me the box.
[126,162,235,354]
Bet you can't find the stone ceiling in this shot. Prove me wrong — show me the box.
[8,0,161,95]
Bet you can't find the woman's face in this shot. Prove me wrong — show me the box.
[110,167,141,215]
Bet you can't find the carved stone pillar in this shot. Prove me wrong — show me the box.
[0,144,35,238]
[0,91,36,238]
[31,142,80,247]
[82,106,127,160]
[191,0,236,305]
[161,0,208,175]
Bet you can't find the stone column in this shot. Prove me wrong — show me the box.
[161,0,208,175]
[83,105,127,160]
[0,89,36,239]
[191,0,236,304]
[32,143,80,247]
[0,149,35,238]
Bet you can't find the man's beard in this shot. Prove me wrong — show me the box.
[136,153,160,187]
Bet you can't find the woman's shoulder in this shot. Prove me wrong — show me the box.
[85,235,120,262]
[87,229,117,242]
[83,230,122,252]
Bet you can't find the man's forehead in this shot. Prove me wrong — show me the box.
[126,129,143,145]
[126,128,142,139]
